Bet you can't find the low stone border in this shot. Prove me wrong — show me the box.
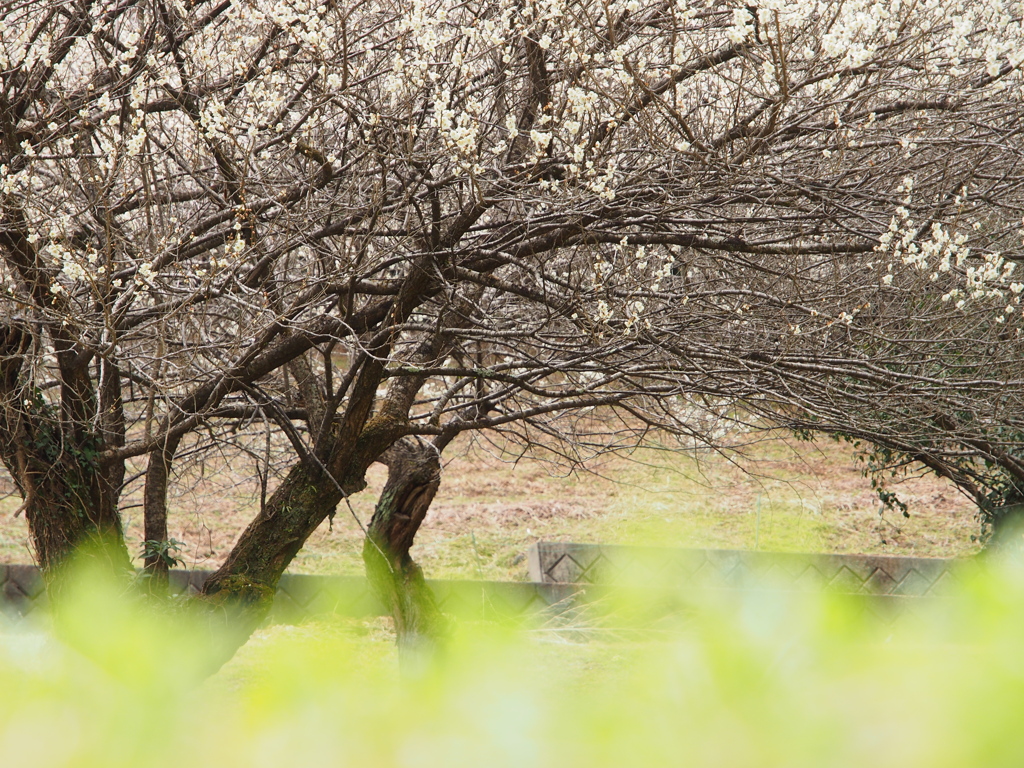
[527,541,974,596]
[0,564,45,619]
[2,542,971,627]
[0,564,584,624]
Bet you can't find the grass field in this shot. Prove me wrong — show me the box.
[0,431,982,576]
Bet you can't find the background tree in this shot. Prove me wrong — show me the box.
[3,0,1024,645]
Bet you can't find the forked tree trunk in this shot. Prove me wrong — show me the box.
[363,437,445,659]
[0,323,132,586]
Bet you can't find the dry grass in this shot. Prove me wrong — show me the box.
[0,432,982,577]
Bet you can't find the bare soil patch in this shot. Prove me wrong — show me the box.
[0,433,982,579]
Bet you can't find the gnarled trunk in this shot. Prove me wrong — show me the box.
[362,437,445,660]
[198,415,382,628]
[200,460,349,620]
[0,323,131,585]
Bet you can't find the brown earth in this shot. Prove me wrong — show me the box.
[0,432,983,579]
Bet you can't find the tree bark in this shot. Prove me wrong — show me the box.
[197,416,389,624]
[0,323,132,584]
[982,501,1024,549]
[362,437,445,659]
[196,257,443,636]
[142,433,183,589]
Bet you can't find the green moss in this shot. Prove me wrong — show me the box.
[206,574,276,610]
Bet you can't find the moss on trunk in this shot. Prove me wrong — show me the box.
[0,322,131,584]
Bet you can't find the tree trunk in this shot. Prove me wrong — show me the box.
[0,323,131,585]
[198,424,376,626]
[141,434,182,590]
[362,437,445,662]
[198,343,403,628]
[983,502,1024,550]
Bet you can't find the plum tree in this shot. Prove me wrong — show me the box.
[2,0,1024,645]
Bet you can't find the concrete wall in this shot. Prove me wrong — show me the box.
[527,542,972,596]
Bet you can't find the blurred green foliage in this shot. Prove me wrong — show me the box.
[3,553,1024,767]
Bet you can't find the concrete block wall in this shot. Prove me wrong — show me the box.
[527,542,972,596]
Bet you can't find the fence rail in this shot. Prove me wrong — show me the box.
[527,542,973,596]
[1,543,972,626]
[0,563,584,624]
